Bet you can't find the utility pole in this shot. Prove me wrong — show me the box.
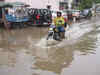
[47,0,51,10]
[48,0,50,4]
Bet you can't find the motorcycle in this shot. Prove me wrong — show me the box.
[46,25,61,41]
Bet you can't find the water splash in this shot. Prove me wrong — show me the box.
[35,21,94,48]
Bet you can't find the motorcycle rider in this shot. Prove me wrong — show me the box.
[53,11,65,39]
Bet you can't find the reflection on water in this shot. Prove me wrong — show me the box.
[0,50,16,67]
[34,47,74,74]
[0,46,17,69]
[0,16,99,75]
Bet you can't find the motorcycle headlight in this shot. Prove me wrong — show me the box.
[49,28,53,31]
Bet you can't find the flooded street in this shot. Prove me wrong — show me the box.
[0,16,100,75]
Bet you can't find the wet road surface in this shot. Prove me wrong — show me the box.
[0,16,100,75]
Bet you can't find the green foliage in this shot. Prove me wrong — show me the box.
[79,0,93,10]
[78,0,100,10]
[95,0,100,3]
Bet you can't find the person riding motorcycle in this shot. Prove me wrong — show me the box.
[53,11,65,39]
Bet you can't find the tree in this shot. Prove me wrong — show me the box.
[95,0,100,3]
[78,0,93,10]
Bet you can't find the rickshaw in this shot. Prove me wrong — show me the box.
[0,2,29,29]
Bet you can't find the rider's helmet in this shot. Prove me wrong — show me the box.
[57,11,62,17]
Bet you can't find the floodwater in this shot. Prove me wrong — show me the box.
[0,16,100,75]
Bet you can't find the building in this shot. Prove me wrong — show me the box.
[4,0,76,10]
[73,0,81,7]
[5,0,75,10]
[59,0,74,10]
[5,0,61,10]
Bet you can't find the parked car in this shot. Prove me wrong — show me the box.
[79,11,86,19]
[96,7,100,13]
[28,8,52,25]
[71,9,80,20]
[80,9,92,19]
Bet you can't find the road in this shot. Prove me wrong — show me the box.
[0,15,100,75]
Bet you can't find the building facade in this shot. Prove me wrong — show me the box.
[5,0,62,10]
[4,0,75,10]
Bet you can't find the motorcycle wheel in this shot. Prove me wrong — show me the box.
[53,32,61,41]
